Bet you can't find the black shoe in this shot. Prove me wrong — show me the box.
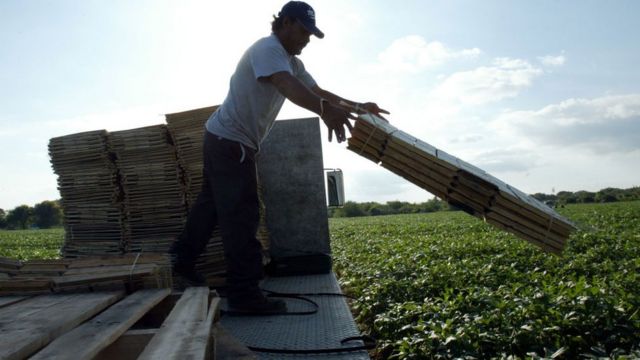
[173,265,207,287]
[228,294,287,315]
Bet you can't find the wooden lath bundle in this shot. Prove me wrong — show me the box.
[48,130,123,257]
[165,105,219,207]
[347,114,576,254]
[47,107,271,284]
[0,254,172,296]
[109,125,187,253]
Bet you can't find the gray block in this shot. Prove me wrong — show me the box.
[257,118,330,258]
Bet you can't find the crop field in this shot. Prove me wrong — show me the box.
[0,228,64,260]
[330,201,640,359]
[2,202,638,358]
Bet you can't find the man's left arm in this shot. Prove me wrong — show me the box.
[312,85,390,121]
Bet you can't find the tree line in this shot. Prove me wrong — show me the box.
[1,187,638,226]
[531,186,640,205]
[0,200,62,230]
[330,186,640,218]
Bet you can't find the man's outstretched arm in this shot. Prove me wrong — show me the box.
[267,71,356,143]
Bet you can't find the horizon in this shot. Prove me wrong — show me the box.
[1,1,639,209]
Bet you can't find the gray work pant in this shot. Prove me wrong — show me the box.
[171,131,263,298]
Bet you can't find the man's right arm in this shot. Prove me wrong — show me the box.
[266,71,355,143]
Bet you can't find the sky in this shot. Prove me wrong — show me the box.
[1,0,639,210]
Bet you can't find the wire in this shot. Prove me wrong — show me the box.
[247,335,376,355]
[220,288,377,354]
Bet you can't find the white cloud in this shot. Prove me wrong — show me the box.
[372,35,481,74]
[429,57,543,106]
[471,148,540,173]
[492,94,640,153]
[538,54,566,67]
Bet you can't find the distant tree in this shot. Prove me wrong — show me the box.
[386,201,405,211]
[557,191,577,204]
[0,208,6,229]
[335,201,367,217]
[6,205,33,229]
[420,198,445,213]
[575,191,596,203]
[33,200,62,228]
[532,193,557,202]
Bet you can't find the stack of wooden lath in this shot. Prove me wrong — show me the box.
[0,254,171,295]
[347,114,575,253]
[109,125,187,253]
[166,105,219,206]
[49,130,123,257]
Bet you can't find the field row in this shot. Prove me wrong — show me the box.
[330,202,640,359]
[0,228,64,260]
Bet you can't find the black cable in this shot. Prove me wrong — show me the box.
[247,335,376,354]
[220,288,377,354]
[220,292,319,316]
[261,288,361,302]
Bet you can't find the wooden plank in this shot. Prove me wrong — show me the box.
[355,118,458,173]
[0,291,123,360]
[495,194,573,237]
[67,254,168,268]
[485,214,561,254]
[491,204,566,248]
[380,156,450,198]
[346,143,381,164]
[498,187,575,234]
[94,328,157,360]
[185,297,221,360]
[31,288,170,360]
[138,287,210,360]
[0,296,29,309]
[52,266,158,287]
[350,123,458,184]
[486,211,564,252]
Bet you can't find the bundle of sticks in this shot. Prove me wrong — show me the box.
[49,130,124,257]
[109,125,187,254]
[0,254,172,295]
[347,114,576,254]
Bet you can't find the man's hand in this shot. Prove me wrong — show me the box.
[359,102,390,121]
[321,103,356,143]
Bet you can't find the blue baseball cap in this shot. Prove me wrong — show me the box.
[279,1,324,39]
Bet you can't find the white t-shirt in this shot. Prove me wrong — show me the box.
[205,34,317,151]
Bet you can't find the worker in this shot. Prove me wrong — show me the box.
[170,1,389,313]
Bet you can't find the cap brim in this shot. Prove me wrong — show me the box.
[298,19,324,39]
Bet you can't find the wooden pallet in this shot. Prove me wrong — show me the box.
[0,287,219,360]
[347,114,576,253]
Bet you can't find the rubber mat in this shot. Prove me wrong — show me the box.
[219,272,370,359]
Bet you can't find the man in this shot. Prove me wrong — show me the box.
[170,1,388,313]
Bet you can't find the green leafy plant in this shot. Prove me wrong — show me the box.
[330,201,640,359]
